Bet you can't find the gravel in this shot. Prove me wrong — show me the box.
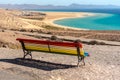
[0,45,120,80]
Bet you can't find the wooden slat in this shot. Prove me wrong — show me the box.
[16,38,82,48]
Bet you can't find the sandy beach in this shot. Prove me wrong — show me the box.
[0,9,120,80]
[44,12,95,30]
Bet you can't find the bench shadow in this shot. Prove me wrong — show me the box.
[0,58,76,71]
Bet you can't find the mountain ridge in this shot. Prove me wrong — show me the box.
[0,4,120,10]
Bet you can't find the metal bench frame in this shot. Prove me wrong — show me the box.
[17,38,85,66]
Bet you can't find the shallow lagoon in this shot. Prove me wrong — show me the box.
[54,13,120,30]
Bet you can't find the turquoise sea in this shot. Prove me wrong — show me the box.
[34,9,120,30]
[54,13,120,30]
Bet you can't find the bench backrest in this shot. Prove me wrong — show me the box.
[16,38,83,56]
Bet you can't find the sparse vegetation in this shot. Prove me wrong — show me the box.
[28,21,65,30]
[20,11,46,20]
[51,35,58,40]
[88,40,106,45]
[0,41,20,49]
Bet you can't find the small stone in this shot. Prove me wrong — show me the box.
[2,30,5,32]
[2,44,8,48]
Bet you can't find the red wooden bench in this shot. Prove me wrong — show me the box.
[16,38,87,66]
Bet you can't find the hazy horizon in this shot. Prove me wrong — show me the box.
[0,0,120,6]
[0,3,120,6]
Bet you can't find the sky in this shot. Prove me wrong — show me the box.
[0,0,120,6]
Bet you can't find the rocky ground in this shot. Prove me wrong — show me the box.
[0,44,120,80]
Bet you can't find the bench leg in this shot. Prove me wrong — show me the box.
[23,50,32,59]
[77,56,81,67]
[82,57,85,66]
[77,56,85,67]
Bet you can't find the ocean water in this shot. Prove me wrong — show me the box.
[54,13,120,30]
[36,9,120,30]
[35,9,120,14]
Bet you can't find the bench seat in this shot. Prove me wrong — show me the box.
[16,38,86,66]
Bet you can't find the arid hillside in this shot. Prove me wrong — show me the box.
[0,9,43,30]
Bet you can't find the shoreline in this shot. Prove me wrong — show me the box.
[43,12,95,30]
